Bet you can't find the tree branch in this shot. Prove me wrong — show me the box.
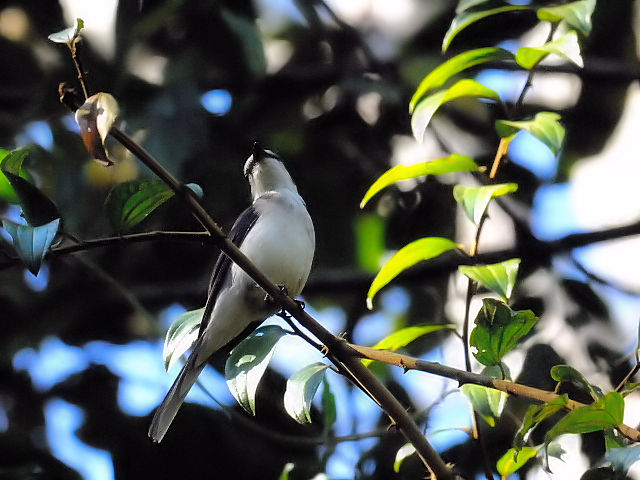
[348,344,640,442]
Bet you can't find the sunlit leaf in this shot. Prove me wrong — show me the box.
[410,48,513,112]
[605,445,640,474]
[284,362,330,424]
[0,148,34,204]
[47,18,84,44]
[163,308,205,372]
[516,31,583,70]
[442,5,529,52]
[3,172,61,227]
[459,258,520,303]
[495,112,565,155]
[360,154,479,208]
[321,377,337,429]
[225,325,289,415]
[362,324,456,366]
[220,7,266,76]
[104,180,174,232]
[75,92,120,166]
[550,364,603,401]
[545,392,624,446]
[453,183,518,225]
[514,395,569,452]
[497,447,539,476]
[394,443,416,472]
[546,442,567,461]
[457,0,492,13]
[537,0,596,36]
[461,364,509,427]
[367,237,462,309]
[2,218,60,275]
[278,463,294,480]
[470,298,538,366]
[412,79,500,143]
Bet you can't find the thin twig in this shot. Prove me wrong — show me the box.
[69,39,89,99]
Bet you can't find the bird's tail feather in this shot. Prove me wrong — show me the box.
[148,351,206,443]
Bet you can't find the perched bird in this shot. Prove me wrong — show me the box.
[148,144,315,442]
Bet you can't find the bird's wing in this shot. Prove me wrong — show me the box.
[197,204,260,337]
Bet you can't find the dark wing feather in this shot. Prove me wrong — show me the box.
[197,205,260,337]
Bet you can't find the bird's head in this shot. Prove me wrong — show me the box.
[244,142,298,199]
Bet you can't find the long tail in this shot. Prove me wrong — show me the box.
[148,350,206,443]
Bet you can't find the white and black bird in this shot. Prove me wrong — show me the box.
[148,144,315,442]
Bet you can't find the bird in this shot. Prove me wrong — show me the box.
[148,144,315,442]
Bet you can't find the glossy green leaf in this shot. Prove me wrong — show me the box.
[516,31,583,70]
[537,0,596,36]
[497,447,539,476]
[363,324,456,366]
[454,182,518,225]
[442,6,529,52]
[104,180,175,232]
[394,443,416,473]
[163,308,205,372]
[284,362,330,424]
[411,79,500,143]
[360,154,478,208]
[604,429,627,450]
[47,17,84,44]
[470,298,538,366]
[367,237,462,309]
[321,377,337,429]
[3,172,61,227]
[495,112,565,155]
[545,392,624,445]
[220,7,266,76]
[278,463,294,480]
[410,48,513,112]
[3,218,60,275]
[0,148,33,204]
[514,395,569,451]
[354,215,385,272]
[457,0,491,13]
[550,364,603,401]
[225,325,289,415]
[459,258,520,303]
[605,445,640,474]
[461,383,506,427]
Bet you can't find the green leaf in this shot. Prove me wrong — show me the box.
[605,445,640,474]
[0,148,33,204]
[225,325,289,415]
[516,31,583,69]
[362,324,456,366]
[461,365,510,427]
[278,463,294,480]
[537,0,596,36]
[497,447,539,476]
[367,237,462,309]
[3,171,61,227]
[514,395,569,451]
[360,154,479,208]
[453,183,518,225]
[545,392,625,445]
[104,179,176,232]
[412,79,500,143]
[220,7,266,76]
[410,48,513,112]
[321,377,337,428]
[495,112,565,155]
[442,6,530,52]
[47,17,84,44]
[284,362,330,424]
[550,364,603,401]
[163,308,205,372]
[394,443,416,473]
[2,218,60,275]
[354,215,385,272]
[459,258,520,303]
[470,298,538,366]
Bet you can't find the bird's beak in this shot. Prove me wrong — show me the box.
[252,141,263,162]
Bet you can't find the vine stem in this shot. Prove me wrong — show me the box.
[58,88,455,479]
